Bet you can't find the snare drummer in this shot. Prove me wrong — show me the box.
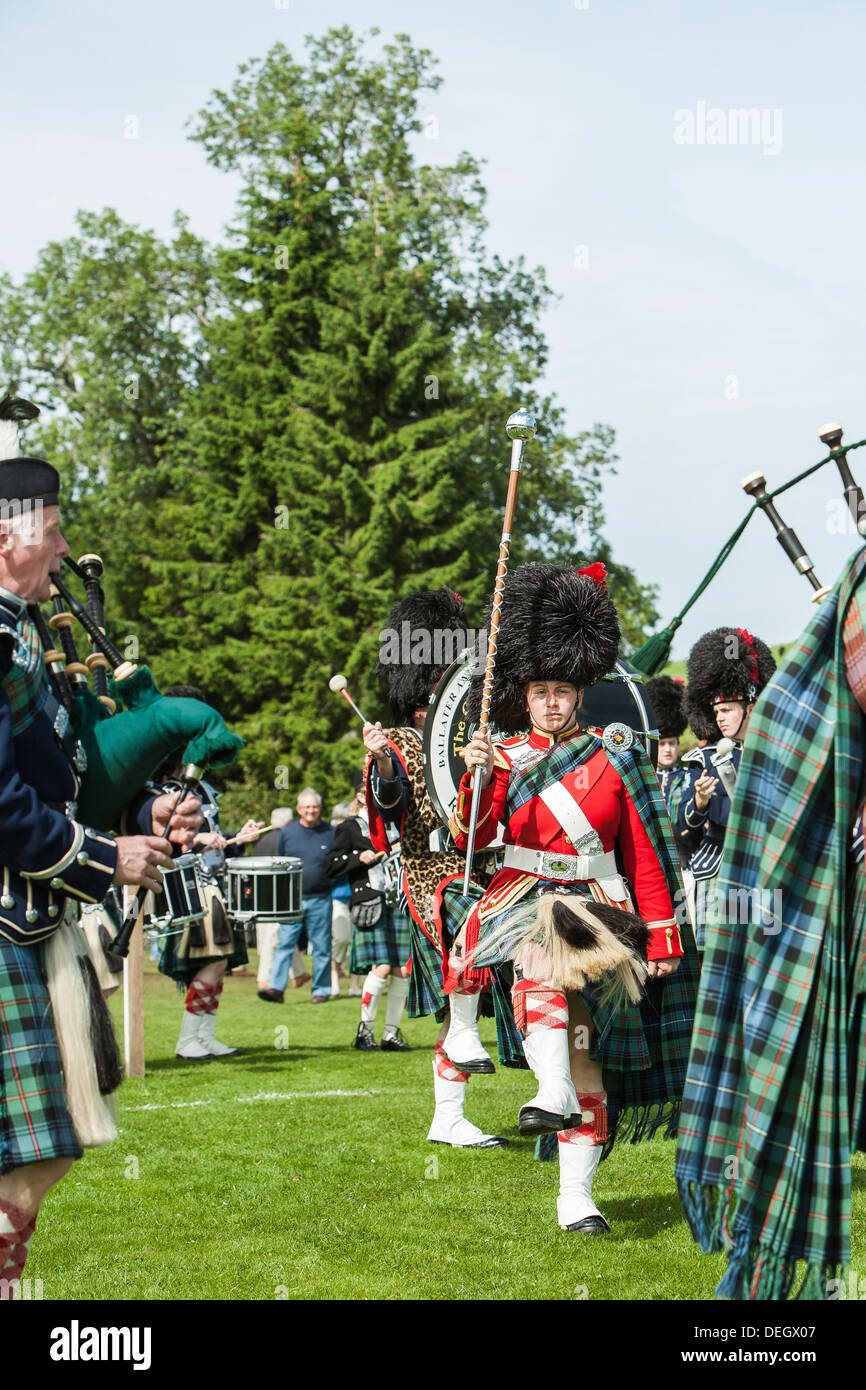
[152,702,265,1060]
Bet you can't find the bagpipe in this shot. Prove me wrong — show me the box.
[632,421,866,677]
[30,552,244,956]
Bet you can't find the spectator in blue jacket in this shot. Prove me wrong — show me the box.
[258,788,335,1003]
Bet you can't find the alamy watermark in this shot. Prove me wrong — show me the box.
[0,498,44,544]
[674,102,782,157]
[378,624,486,671]
[676,884,784,936]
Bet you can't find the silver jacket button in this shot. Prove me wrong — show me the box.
[26,908,38,923]
[48,905,60,917]
[1,894,14,909]
[51,877,64,889]
[76,851,90,867]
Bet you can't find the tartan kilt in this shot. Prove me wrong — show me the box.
[0,937,82,1173]
[406,917,447,1019]
[473,877,699,1138]
[157,890,248,988]
[406,882,526,1069]
[847,857,866,1151]
[349,904,412,973]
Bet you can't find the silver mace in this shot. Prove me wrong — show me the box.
[818,421,866,538]
[462,407,537,893]
[328,672,370,726]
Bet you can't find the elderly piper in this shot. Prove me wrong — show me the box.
[0,397,202,1298]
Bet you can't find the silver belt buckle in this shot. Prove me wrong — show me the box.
[540,851,578,881]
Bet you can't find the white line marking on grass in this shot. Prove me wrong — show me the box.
[125,1089,387,1112]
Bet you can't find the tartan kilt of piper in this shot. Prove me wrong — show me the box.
[0,936,82,1173]
[847,854,866,1151]
[349,904,412,973]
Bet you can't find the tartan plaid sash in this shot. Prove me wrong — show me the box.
[505,732,597,818]
[675,545,866,1300]
[4,613,49,735]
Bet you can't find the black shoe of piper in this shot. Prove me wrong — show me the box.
[563,1215,610,1235]
[258,988,285,1003]
[380,1028,413,1051]
[353,1023,378,1051]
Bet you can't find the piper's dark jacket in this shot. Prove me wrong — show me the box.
[0,591,155,946]
[325,817,382,908]
[675,742,742,881]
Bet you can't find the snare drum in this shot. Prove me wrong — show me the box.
[380,848,403,906]
[153,853,206,928]
[226,856,303,924]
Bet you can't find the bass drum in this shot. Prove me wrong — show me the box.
[423,652,658,824]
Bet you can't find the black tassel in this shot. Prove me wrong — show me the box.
[551,900,599,949]
[80,956,123,1095]
[581,901,649,955]
[210,895,232,946]
[98,924,124,974]
[188,916,207,949]
[551,898,649,955]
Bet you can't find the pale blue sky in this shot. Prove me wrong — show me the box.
[4,0,865,656]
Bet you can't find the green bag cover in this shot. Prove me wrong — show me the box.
[72,665,244,831]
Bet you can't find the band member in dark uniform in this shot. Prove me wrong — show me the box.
[676,628,775,951]
[326,794,412,1051]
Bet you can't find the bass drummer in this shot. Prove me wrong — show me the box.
[154,686,264,1060]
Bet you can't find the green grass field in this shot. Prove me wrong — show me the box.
[26,952,866,1302]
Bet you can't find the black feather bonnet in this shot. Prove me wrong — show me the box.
[465,562,621,735]
[377,587,469,726]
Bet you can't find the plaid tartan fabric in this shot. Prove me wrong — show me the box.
[158,920,247,988]
[0,938,81,1173]
[504,732,597,816]
[406,881,525,1067]
[4,615,48,736]
[675,546,866,1300]
[349,904,412,973]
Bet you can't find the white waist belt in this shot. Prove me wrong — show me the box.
[503,845,618,884]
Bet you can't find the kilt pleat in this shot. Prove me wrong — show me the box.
[349,904,412,973]
[0,939,81,1173]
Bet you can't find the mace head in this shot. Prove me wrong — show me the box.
[506,408,537,441]
[328,673,348,693]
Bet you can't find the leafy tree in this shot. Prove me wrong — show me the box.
[0,28,659,823]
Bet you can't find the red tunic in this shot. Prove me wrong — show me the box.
[449,722,683,961]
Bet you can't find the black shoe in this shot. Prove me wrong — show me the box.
[518,1106,578,1136]
[441,1051,495,1075]
[258,988,285,1003]
[353,1023,378,1051]
[380,1028,412,1051]
[563,1215,610,1235]
[464,1135,510,1149]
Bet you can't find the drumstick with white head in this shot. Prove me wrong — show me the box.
[328,673,370,726]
